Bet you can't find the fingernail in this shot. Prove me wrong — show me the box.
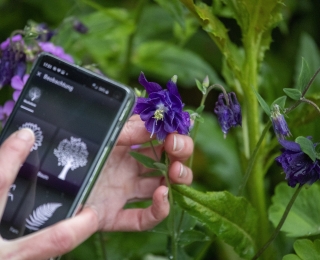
[16,128,34,141]
[173,134,184,152]
[163,187,169,202]
[179,163,186,178]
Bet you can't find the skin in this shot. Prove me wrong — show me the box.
[0,115,194,260]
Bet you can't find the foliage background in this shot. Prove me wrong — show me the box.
[1,0,320,259]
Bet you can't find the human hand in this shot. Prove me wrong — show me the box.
[0,115,194,259]
[85,114,194,231]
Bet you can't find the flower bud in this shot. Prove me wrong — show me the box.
[270,104,291,139]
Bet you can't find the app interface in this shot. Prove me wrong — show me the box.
[0,56,127,239]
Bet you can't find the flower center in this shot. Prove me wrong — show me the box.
[153,108,165,121]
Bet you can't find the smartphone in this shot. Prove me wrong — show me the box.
[0,53,135,239]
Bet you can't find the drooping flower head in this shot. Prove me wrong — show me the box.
[0,35,26,89]
[73,20,89,34]
[276,138,320,187]
[271,104,291,139]
[214,92,242,137]
[134,72,190,142]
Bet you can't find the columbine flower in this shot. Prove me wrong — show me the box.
[134,72,190,142]
[276,138,320,187]
[11,74,29,101]
[38,42,74,63]
[271,104,291,139]
[214,92,242,137]
[36,23,56,42]
[0,35,26,88]
[0,100,14,126]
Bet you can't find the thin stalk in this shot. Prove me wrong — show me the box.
[237,121,272,196]
[163,153,177,260]
[252,184,303,260]
[98,232,108,260]
[300,98,320,114]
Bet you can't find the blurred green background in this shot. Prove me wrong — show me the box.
[1,0,320,259]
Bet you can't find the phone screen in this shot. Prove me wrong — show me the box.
[0,53,134,239]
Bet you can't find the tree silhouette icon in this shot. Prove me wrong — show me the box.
[54,137,88,180]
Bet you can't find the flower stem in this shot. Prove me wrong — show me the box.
[252,184,303,260]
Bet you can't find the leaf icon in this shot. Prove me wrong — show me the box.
[25,203,62,231]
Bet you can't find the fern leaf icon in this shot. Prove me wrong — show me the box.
[25,203,62,231]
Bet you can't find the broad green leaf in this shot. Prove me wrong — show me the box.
[154,0,185,28]
[269,182,320,237]
[252,89,271,116]
[271,96,287,109]
[283,239,320,260]
[295,136,316,162]
[133,41,220,87]
[173,185,258,259]
[296,57,311,92]
[153,162,168,171]
[129,151,157,169]
[283,88,302,101]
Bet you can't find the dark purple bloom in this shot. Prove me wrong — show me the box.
[276,139,320,187]
[134,72,190,142]
[214,92,242,137]
[271,104,291,139]
[73,20,88,34]
[0,100,14,126]
[0,35,26,88]
[36,23,56,42]
[38,42,74,63]
[11,74,29,101]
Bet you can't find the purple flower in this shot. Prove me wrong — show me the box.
[0,35,26,88]
[134,72,190,142]
[11,74,29,101]
[36,23,56,42]
[271,104,291,139]
[214,92,242,137]
[0,100,14,126]
[276,139,320,187]
[73,20,88,34]
[38,42,74,63]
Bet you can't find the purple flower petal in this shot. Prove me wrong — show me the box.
[138,72,162,94]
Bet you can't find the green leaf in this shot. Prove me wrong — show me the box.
[283,239,320,260]
[283,88,302,101]
[297,57,311,92]
[295,136,316,162]
[141,170,163,177]
[252,89,271,116]
[133,41,221,87]
[129,151,157,169]
[172,185,257,259]
[153,162,168,171]
[195,79,206,94]
[269,182,320,237]
[271,96,287,109]
[179,230,210,246]
[154,0,185,28]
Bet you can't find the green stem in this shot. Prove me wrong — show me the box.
[252,184,303,260]
[163,153,177,260]
[98,231,108,260]
[237,121,272,196]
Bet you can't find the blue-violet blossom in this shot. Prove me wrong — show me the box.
[276,138,320,187]
[134,72,190,142]
[11,74,29,101]
[214,92,242,137]
[0,100,14,126]
[271,104,291,139]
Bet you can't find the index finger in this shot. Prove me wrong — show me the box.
[116,114,153,146]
